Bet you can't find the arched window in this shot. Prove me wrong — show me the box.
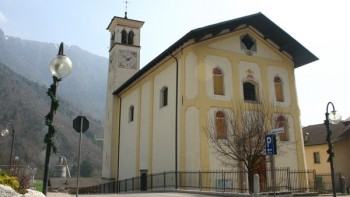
[128,30,134,45]
[121,29,127,44]
[276,115,288,141]
[243,81,257,101]
[215,111,227,139]
[213,67,224,95]
[160,87,168,107]
[274,76,284,102]
[129,105,134,122]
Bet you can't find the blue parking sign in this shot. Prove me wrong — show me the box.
[265,134,277,155]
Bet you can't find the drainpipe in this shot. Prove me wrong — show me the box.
[117,95,122,192]
[170,53,179,189]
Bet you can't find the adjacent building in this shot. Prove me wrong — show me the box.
[303,121,350,187]
[102,12,318,183]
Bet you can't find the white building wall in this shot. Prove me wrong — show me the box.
[185,106,201,170]
[119,90,139,179]
[139,82,151,170]
[152,64,177,173]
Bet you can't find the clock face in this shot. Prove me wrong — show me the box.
[118,50,137,69]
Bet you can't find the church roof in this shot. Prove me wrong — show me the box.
[114,12,318,95]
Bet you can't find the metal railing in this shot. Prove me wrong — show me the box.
[77,168,344,195]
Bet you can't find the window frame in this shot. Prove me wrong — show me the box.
[128,30,134,45]
[215,111,227,140]
[213,67,225,96]
[313,152,321,164]
[129,105,134,122]
[160,86,168,108]
[121,29,127,44]
[243,81,257,102]
[276,115,289,141]
[274,76,284,102]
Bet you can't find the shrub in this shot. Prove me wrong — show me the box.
[0,174,20,190]
[0,168,27,194]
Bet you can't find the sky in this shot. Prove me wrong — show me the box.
[0,0,349,126]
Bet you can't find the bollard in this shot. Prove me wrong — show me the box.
[254,174,260,194]
[340,176,346,194]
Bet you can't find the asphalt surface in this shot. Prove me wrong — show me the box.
[47,192,350,197]
[47,192,214,197]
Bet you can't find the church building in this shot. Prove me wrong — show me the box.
[102,12,318,181]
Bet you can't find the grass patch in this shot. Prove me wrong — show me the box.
[34,180,43,192]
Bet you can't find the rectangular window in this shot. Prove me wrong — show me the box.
[243,82,257,101]
[129,106,134,122]
[214,75,224,95]
[275,83,284,102]
[161,87,168,107]
[313,152,320,164]
[215,117,226,139]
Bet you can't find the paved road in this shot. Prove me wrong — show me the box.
[47,192,214,197]
[47,192,350,197]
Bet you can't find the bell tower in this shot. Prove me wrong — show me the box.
[102,13,144,179]
[107,13,144,90]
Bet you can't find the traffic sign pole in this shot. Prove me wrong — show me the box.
[73,116,89,197]
[76,117,83,197]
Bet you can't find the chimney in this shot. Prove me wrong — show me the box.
[304,132,309,142]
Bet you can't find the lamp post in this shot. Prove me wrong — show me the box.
[42,42,72,195]
[13,156,19,176]
[324,102,342,197]
[1,123,15,170]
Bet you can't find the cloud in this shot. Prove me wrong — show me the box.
[0,11,8,23]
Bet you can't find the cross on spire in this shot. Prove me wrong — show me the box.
[124,0,129,18]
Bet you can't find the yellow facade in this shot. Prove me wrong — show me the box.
[304,144,330,173]
[305,136,350,185]
[334,137,350,186]
[102,13,317,181]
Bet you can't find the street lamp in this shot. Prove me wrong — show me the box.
[324,102,342,197]
[1,123,15,169]
[13,156,19,176]
[42,42,72,195]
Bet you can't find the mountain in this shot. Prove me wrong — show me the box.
[0,62,102,178]
[0,29,108,178]
[0,29,108,122]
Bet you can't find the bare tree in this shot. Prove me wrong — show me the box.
[205,101,289,192]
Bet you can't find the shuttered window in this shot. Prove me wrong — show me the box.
[213,67,224,95]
